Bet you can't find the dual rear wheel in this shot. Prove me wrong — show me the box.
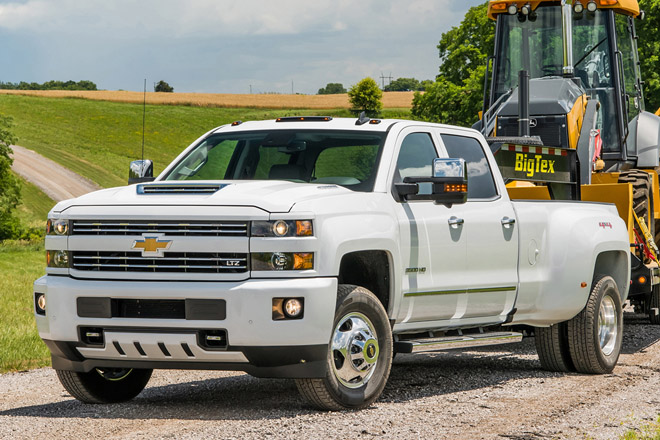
[535,274,622,374]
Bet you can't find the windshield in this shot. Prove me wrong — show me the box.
[493,6,618,148]
[494,6,612,99]
[162,129,387,192]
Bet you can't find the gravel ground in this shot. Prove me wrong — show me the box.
[10,145,102,202]
[1,312,659,440]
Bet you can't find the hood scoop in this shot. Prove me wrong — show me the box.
[137,183,229,195]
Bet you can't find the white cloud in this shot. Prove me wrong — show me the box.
[0,0,484,93]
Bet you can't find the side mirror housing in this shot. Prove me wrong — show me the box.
[128,159,155,184]
[395,158,468,205]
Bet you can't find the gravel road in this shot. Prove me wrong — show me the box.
[1,313,659,440]
[10,145,101,202]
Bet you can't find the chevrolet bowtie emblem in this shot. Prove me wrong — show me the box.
[132,235,172,257]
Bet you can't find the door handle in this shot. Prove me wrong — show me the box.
[501,217,516,226]
[448,216,464,226]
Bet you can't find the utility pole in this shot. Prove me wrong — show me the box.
[380,72,393,89]
[291,80,294,95]
[249,84,252,94]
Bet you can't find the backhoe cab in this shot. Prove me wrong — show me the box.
[483,0,660,322]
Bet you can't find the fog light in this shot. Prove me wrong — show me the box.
[574,3,584,13]
[35,293,46,315]
[587,1,597,12]
[284,298,304,318]
[507,4,518,14]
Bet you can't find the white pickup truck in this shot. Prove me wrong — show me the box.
[35,116,630,410]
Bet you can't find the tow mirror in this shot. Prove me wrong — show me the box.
[394,158,468,205]
[128,159,155,184]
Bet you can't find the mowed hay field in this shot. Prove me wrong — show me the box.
[0,89,415,109]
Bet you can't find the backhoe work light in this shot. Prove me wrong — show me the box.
[521,4,532,15]
[587,1,598,11]
[507,4,518,14]
[574,3,584,13]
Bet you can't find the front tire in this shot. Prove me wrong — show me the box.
[567,275,623,374]
[296,284,392,410]
[56,368,152,403]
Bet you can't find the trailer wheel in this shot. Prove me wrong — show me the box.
[649,284,660,325]
[534,322,575,372]
[56,368,152,403]
[295,284,392,410]
[567,275,622,374]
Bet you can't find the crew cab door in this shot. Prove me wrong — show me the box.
[391,128,468,323]
[437,131,519,320]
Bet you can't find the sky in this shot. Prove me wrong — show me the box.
[0,0,484,94]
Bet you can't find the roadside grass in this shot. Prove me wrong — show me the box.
[621,418,660,440]
[0,94,412,188]
[14,173,55,229]
[0,241,49,373]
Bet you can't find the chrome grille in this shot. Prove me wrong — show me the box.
[71,251,248,273]
[71,221,248,237]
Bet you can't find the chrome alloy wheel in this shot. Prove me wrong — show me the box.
[331,312,380,388]
[598,295,618,356]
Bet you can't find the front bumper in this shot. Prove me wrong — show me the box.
[34,275,337,378]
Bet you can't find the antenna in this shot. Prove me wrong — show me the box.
[141,78,146,162]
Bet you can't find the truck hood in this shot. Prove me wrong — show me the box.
[52,181,352,214]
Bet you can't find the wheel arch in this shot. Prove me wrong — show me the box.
[337,250,393,316]
[593,250,630,302]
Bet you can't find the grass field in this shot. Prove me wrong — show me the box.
[0,241,49,373]
[0,89,415,109]
[0,94,412,188]
[0,177,52,373]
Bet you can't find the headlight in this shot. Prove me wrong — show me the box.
[251,220,313,237]
[251,252,314,271]
[46,218,69,236]
[46,250,69,268]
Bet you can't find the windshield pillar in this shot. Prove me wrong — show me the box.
[562,0,574,76]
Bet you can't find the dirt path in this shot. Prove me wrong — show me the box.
[1,313,658,440]
[10,145,102,202]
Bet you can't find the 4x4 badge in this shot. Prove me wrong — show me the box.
[132,235,172,257]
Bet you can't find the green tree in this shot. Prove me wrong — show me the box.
[0,114,22,240]
[348,77,383,116]
[154,80,174,93]
[637,0,660,110]
[317,83,347,94]
[412,2,493,126]
[412,66,486,125]
[384,77,420,92]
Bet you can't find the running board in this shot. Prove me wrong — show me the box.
[394,331,523,354]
